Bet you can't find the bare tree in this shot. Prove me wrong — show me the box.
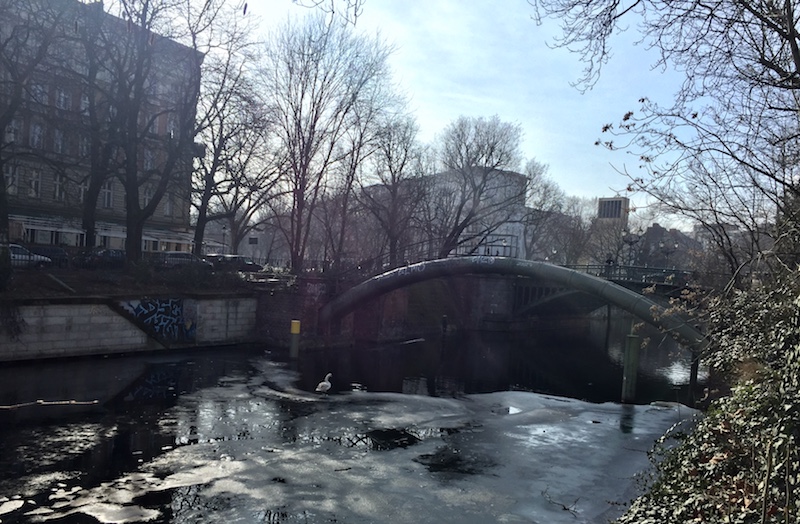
[314,68,398,272]
[0,0,71,288]
[533,0,800,284]
[259,14,392,272]
[213,119,282,254]
[548,196,596,265]
[426,115,527,258]
[520,158,566,260]
[75,6,114,249]
[190,7,272,256]
[292,0,366,25]
[358,113,428,267]
[75,0,206,262]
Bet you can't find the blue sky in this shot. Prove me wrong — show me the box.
[251,1,684,202]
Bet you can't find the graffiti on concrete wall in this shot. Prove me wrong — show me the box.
[122,298,196,343]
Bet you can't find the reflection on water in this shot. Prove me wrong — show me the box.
[297,315,703,405]
[619,404,636,434]
[0,323,700,523]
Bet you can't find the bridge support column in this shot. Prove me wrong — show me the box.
[621,333,640,403]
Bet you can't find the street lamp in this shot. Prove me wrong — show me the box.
[222,225,227,254]
[659,240,678,267]
[622,229,641,267]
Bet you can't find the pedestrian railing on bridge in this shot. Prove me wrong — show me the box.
[258,254,694,289]
[564,264,694,286]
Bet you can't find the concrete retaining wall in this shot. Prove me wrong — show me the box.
[195,298,257,343]
[0,274,516,362]
[0,296,259,362]
[1,303,163,361]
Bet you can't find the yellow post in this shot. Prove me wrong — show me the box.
[290,320,301,360]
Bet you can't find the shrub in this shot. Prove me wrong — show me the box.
[616,274,800,523]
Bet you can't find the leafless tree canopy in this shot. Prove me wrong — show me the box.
[190,3,277,256]
[259,14,392,271]
[533,0,800,281]
[357,113,427,266]
[292,0,365,25]
[521,159,566,260]
[430,115,526,258]
[0,0,72,287]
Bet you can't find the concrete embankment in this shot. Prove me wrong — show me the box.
[0,272,528,362]
[0,295,259,362]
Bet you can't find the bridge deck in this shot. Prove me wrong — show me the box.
[318,257,706,351]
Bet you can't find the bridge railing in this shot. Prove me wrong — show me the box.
[564,264,694,285]
[258,254,695,288]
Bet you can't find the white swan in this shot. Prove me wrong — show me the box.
[315,373,332,393]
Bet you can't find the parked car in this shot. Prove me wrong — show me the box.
[72,247,126,269]
[28,245,70,268]
[5,243,52,268]
[205,254,263,272]
[152,251,213,270]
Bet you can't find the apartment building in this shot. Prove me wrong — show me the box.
[1,0,198,252]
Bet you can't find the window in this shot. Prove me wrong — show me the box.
[0,69,9,95]
[53,128,65,154]
[55,87,71,110]
[29,123,44,148]
[79,135,90,157]
[78,179,88,204]
[80,93,90,114]
[163,192,174,217]
[101,179,113,208]
[53,173,65,201]
[142,185,153,207]
[4,119,20,143]
[597,197,629,219]
[141,111,155,134]
[28,170,41,198]
[144,149,155,170]
[167,115,179,139]
[3,163,18,195]
[30,83,48,105]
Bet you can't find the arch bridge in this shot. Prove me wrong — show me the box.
[318,256,707,351]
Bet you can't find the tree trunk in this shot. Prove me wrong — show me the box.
[0,174,11,291]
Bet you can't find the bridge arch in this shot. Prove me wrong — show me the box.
[319,256,708,350]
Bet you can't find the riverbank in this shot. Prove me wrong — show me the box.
[0,267,270,362]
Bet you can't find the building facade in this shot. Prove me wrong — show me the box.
[597,196,630,227]
[1,0,198,253]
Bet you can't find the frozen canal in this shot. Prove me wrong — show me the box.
[0,349,696,524]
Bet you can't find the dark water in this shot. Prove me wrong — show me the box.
[0,317,701,522]
[296,315,701,405]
